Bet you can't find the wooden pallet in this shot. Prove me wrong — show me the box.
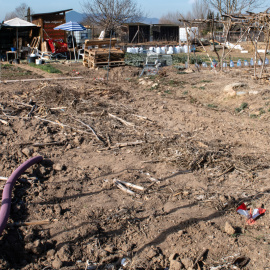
[83,46,125,69]
[30,36,41,54]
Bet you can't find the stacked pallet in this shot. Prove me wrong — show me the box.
[83,39,125,69]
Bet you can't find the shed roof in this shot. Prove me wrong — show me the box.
[31,9,72,17]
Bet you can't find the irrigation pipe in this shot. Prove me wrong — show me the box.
[0,156,43,235]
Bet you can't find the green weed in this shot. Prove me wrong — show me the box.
[207,104,218,109]
[29,63,62,73]
[235,102,248,112]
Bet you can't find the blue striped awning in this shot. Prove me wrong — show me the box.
[54,21,86,31]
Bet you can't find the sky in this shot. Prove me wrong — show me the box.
[0,0,195,22]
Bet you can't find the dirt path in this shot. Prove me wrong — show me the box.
[0,63,270,269]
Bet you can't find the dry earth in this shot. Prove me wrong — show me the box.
[1,61,270,270]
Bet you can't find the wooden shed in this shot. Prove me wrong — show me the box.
[121,23,151,43]
[31,9,72,42]
[151,24,179,42]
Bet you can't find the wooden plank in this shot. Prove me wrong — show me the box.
[85,39,117,47]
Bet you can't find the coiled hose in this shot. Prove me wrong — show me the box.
[0,156,43,235]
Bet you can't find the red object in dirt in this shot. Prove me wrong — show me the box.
[46,39,68,53]
[237,203,266,225]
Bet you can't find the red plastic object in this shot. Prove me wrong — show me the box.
[46,39,68,53]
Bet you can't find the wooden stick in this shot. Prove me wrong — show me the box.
[113,140,143,148]
[0,77,84,83]
[8,220,51,227]
[148,177,160,183]
[0,177,8,181]
[108,113,135,127]
[216,165,234,177]
[32,142,65,147]
[115,179,144,191]
[223,27,250,59]
[192,248,209,268]
[72,117,106,145]
[132,114,154,122]
[34,116,92,135]
[113,179,136,196]
[49,107,67,110]
[259,28,270,78]
[0,118,9,125]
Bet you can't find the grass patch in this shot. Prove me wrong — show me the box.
[199,86,205,90]
[201,80,212,83]
[183,91,188,95]
[207,104,218,109]
[29,63,62,74]
[164,90,172,94]
[235,102,248,113]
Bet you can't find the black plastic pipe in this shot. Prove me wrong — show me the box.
[0,156,43,235]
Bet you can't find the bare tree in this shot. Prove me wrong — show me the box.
[159,1,209,25]
[81,0,144,34]
[204,0,264,15]
[192,0,209,19]
[159,11,183,25]
[5,3,33,21]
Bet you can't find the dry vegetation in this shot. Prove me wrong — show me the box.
[0,60,270,270]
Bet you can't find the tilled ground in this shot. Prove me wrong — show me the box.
[0,62,270,270]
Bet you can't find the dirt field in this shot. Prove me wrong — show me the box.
[1,60,270,270]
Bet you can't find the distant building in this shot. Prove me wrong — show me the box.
[31,9,72,42]
[121,23,179,43]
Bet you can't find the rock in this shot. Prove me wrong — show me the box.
[146,247,157,258]
[57,245,71,261]
[22,147,33,157]
[25,239,43,254]
[52,258,63,269]
[181,258,193,269]
[47,249,55,257]
[170,260,184,270]
[54,163,64,171]
[104,244,115,253]
[169,253,178,262]
[74,136,83,145]
[224,221,236,235]
[54,204,62,215]
[66,144,72,150]
[223,82,247,97]
[185,68,194,73]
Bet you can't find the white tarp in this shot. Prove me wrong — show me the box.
[3,17,36,27]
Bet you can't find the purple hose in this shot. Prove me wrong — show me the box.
[0,156,43,235]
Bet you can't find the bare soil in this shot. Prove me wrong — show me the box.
[1,61,270,270]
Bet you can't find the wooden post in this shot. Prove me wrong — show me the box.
[184,22,190,68]
[259,27,270,78]
[221,19,231,72]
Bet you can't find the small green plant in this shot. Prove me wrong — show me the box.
[201,80,212,83]
[29,63,62,73]
[177,71,187,74]
[259,108,265,115]
[190,97,197,104]
[199,86,205,90]
[164,90,172,94]
[169,80,178,86]
[235,102,248,112]
[183,91,188,95]
[250,114,258,118]
[207,104,218,109]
